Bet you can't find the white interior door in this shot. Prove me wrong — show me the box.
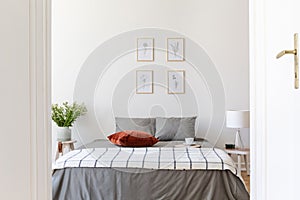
[252,0,300,199]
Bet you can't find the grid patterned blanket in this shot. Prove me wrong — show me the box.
[54,147,237,175]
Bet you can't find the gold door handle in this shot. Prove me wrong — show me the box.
[276,50,297,59]
[276,33,299,89]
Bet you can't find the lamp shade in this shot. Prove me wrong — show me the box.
[226,110,249,128]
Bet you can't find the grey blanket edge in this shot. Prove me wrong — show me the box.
[52,167,249,200]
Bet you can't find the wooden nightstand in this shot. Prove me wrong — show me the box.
[225,148,250,176]
[55,140,77,160]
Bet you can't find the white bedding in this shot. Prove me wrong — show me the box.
[54,147,237,175]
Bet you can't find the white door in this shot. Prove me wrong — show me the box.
[251,0,300,199]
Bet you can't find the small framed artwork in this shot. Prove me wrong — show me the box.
[168,70,185,94]
[136,70,153,94]
[137,38,154,61]
[167,38,185,61]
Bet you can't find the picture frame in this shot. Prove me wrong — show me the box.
[167,38,185,61]
[136,70,153,94]
[137,38,154,61]
[168,70,185,94]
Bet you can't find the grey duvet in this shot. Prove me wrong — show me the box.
[52,168,249,200]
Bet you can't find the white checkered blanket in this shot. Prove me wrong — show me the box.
[53,147,237,175]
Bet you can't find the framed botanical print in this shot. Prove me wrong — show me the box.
[136,70,153,94]
[137,38,154,61]
[168,70,185,94]
[167,38,185,61]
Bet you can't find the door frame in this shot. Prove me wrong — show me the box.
[29,0,52,199]
[249,0,267,199]
[33,0,266,199]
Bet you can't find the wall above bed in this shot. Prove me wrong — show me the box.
[52,0,249,152]
[73,28,225,147]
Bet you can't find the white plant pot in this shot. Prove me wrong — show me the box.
[57,127,71,141]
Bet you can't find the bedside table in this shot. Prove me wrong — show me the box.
[55,140,77,160]
[225,148,250,176]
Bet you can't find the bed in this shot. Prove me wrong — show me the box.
[52,140,249,200]
[52,117,249,200]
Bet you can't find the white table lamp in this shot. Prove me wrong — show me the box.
[226,110,250,149]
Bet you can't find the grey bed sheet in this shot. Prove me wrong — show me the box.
[52,139,249,200]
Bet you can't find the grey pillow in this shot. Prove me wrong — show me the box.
[115,117,156,135]
[155,117,196,140]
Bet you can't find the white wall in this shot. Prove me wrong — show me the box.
[72,28,227,149]
[0,0,31,199]
[52,0,249,151]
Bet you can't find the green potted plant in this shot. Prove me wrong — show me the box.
[52,102,87,141]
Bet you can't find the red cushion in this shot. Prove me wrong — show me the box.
[107,130,159,147]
